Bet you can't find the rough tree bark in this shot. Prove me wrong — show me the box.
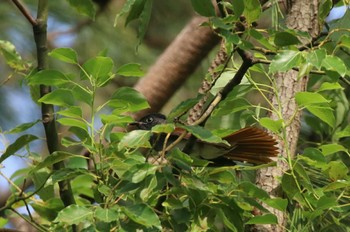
[254,1,320,231]
[133,16,220,119]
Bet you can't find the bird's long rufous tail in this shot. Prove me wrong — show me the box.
[223,127,279,164]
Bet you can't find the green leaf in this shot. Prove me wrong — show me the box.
[121,204,160,228]
[168,96,202,119]
[246,214,278,224]
[336,125,350,138]
[140,175,158,201]
[321,55,347,77]
[124,0,147,26]
[57,118,88,132]
[31,198,64,221]
[317,82,344,92]
[306,48,326,69]
[306,105,335,128]
[190,0,216,17]
[338,34,350,49]
[243,0,261,24]
[270,50,302,73]
[231,0,244,19]
[122,163,158,183]
[0,40,27,71]
[300,148,327,167]
[316,195,338,210]
[295,92,330,107]
[7,120,41,134]
[238,182,270,199]
[259,117,283,133]
[326,161,348,181]
[281,172,299,198]
[179,125,230,146]
[319,0,332,23]
[114,0,137,26]
[213,97,252,117]
[168,148,193,171]
[319,144,348,156]
[0,134,38,163]
[66,0,95,19]
[137,0,152,45]
[109,87,149,112]
[49,48,78,64]
[30,151,85,173]
[28,70,70,86]
[323,181,350,192]
[274,32,301,46]
[38,89,75,107]
[263,198,288,211]
[51,168,92,184]
[118,130,151,150]
[71,85,93,106]
[82,56,114,86]
[95,207,119,223]
[151,123,175,134]
[116,63,144,77]
[54,205,93,225]
[57,106,83,119]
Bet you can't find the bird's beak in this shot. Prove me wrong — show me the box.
[128,121,146,127]
[128,121,140,126]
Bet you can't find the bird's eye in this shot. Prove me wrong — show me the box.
[145,117,154,123]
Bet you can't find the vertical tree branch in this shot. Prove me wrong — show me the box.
[254,1,320,231]
[32,0,75,208]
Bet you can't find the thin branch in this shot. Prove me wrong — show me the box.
[11,0,37,25]
[33,0,76,214]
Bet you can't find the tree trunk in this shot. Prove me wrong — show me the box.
[254,1,320,231]
[133,16,220,119]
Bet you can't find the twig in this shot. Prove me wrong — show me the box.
[11,0,37,25]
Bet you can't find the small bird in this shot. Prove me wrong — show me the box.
[130,113,278,165]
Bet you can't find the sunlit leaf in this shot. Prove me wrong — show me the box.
[54,204,93,225]
[57,117,88,132]
[116,63,144,77]
[243,0,261,24]
[0,40,27,71]
[57,106,83,119]
[38,89,75,107]
[306,105,335,128]
[319,144,348,156]
[317,82,344,92]
[259,117,283,133]
[109,87,149,112]
[306,48,326,69]
[270,50,302,73]
[118,130,151,149]
[49,48,78,64]
[28,70,70,86]
[295,92,330,106]
[321,55,347,77]
[95,207,119,223]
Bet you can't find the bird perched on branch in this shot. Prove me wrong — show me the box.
[130,113,278,165]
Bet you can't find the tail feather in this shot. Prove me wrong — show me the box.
[223,127,278,164]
